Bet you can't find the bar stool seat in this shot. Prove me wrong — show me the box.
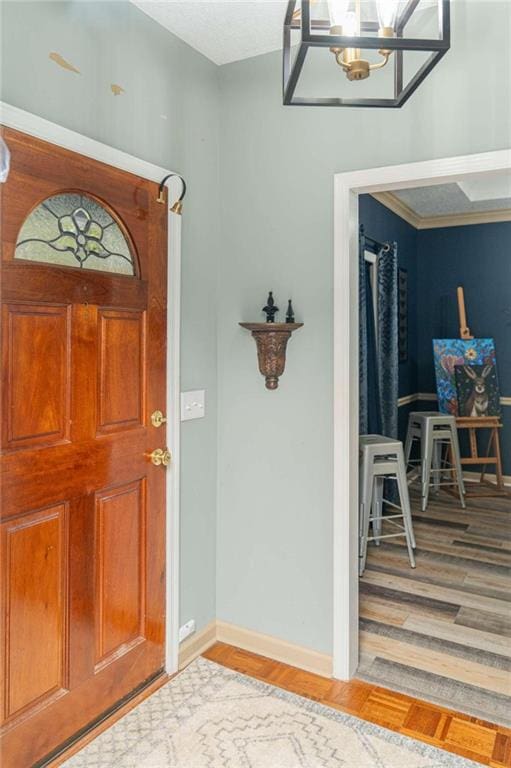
[404,411,465,512]
[359,435,416,576]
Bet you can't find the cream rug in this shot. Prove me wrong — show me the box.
[63,657,479,767]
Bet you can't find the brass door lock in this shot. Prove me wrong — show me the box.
[151,410,167,428]
[148,448,171,467]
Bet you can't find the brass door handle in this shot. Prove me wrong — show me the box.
[151,410,167,428]
[149,448,171,467]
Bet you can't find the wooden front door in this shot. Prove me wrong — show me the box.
[0,128,168,767]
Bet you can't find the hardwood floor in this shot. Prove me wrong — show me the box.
[47,489,510,766]
[359,489,511,726]
[204,642,511,766]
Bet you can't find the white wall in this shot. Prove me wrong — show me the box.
[2,0,509,659]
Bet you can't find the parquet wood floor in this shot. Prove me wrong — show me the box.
[358,489,511,727]
[204,642,511,766]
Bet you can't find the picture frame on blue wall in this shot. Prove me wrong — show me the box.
[398,268,408,364]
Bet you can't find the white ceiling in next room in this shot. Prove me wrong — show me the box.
[394,176,511,218]
[373,174,511,229]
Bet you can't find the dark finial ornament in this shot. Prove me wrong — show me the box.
[239,292,302,389]
[262,291,279,323]
[240,293,303,390]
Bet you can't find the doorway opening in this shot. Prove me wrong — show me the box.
[332,150,511,724]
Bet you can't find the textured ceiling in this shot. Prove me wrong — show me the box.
[131,0,441,66]
[131,1,288,65]
[394,179,511,218]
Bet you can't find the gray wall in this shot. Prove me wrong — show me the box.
[0,1,220,634]
[216,1,511,655]
[2,0,510,658]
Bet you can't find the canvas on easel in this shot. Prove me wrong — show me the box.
[432,338,497,415]
[432,288,507,497]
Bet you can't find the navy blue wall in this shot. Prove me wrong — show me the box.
[359,197,510,475]
[416,223,511,392]
[417,222,511,475]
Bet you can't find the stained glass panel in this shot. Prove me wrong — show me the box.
[15,193,135,275]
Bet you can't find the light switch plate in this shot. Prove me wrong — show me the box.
[181,390,205,421]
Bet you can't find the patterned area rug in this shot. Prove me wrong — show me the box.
[63,657,479,767]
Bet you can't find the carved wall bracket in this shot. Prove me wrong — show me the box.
[239,322,303,390]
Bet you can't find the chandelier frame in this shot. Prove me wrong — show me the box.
[283,0,450,107]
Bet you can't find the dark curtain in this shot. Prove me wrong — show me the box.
[359,234,398,439]
[377,244,399,439]
[359,233,370,433]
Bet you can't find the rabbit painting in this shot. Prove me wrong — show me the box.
[464,365,491,416]
[455,363,501,418]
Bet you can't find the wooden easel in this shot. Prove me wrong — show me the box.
[453,288,506,497]
[455,417,505,496]
[457,287,474,340]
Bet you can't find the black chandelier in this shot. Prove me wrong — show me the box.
[283,0,450,107]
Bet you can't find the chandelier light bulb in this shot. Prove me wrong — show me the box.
[327,0,350,30]
[376,0,399,30]
[342,10,359,36]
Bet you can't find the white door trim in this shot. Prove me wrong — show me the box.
[0,101,182,675]
[332,147,511,681]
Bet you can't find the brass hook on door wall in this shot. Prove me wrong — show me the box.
[156,173,187,215]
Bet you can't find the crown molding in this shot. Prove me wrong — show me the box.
[372,191,422,228]
[372,191,511,230]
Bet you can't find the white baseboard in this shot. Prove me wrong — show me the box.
[463,471,511,488]
[216,621,333,678]
[178,620,333,678]
[178,620,217,670]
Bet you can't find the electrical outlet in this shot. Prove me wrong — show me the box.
[179,619,196,644]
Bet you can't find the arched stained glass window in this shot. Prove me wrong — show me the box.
[15,193,136,275]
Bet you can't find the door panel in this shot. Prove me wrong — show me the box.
[97,309,146,433]
[3,303,71,450]
[95,479,146,667]
[1,504,69,721]
[0,127,168,767]
[2,263,148,307]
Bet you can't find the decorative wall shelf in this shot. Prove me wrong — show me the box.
[239,322,303,390]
